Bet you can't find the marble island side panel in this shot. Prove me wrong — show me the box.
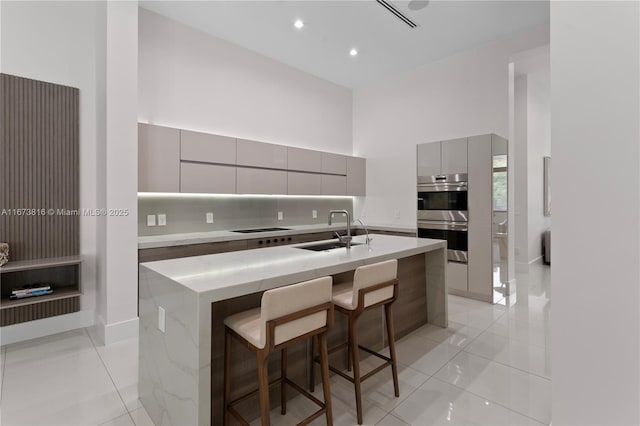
[139,266,201,426]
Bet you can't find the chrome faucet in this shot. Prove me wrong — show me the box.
[328,209,352,248]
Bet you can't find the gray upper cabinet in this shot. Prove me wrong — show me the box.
[237,139,287,169]
[321,175,347,195]
[417,138,468,177]
[288,172,322,195]
[441,137,468,174]
[139,123,366,196]
[417,141,441,177]
[321,152,347,175]
[180,130,236,164]
[287,147,322,173]
[346,156,366,196]
[180,163,236,194]
[237,167,287,195]
[138,123,180,192]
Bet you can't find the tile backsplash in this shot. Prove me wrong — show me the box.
[138,195,353,236]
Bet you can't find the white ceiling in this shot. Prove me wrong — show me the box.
[140,1,550,88]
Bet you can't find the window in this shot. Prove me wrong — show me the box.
[493,155,507,211]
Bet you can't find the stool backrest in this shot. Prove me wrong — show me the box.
[352,259,398,309]
[261,276,333,348]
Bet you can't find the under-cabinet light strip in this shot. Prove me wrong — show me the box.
[138,192,354,199]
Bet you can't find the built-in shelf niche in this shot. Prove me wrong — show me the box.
[0,257,82,326]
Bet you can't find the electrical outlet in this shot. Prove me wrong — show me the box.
[312,210,317,219]
[147,215,156,227]
[394,210,401,219]
[278,211,284,221]
[158,306,166,333]
[206,212,214,224]
[158,214,167,226]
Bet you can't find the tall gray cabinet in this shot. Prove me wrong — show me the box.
[417,133,507,303]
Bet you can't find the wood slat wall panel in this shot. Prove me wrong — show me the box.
[0,296,80,326]
[0,74,79,261]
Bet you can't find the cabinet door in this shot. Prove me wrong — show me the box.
[139,123,180,192]
[441,137,468,174]
[236,139,287,169]
[417,141,441,177]
[287,147,322,172]
[346,156,366,196]
[321,152,347,175]
[321,175,347,195]
[447,262,468,292]
[288,172,322,195]
[236,167,287,194]
[180,163,236,194]
[180,130,236,164]
[467,134,493,298]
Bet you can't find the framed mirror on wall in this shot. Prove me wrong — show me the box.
[544,156,551,216]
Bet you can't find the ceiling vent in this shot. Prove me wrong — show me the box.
[375,0,419,28]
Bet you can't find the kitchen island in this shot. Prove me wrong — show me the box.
[139,234,447,425]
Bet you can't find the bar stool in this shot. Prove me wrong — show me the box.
[223,277,334,426]
[311,259,399,425]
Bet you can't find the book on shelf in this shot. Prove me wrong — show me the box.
[11,284,52,295]
[9,289,54,300]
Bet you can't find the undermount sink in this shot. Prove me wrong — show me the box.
[296,241,362,252]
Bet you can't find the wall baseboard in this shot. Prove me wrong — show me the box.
[0,309,95,346]
[96,317,139,345]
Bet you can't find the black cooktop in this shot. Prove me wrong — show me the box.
[231,227,291,234]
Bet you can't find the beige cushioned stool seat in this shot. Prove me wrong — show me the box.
[331,259,398,311]
[224,308,262,348]
[225,277,332,349]
[332,283,354,310]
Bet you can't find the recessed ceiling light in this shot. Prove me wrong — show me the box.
[349,48,358,57]
[294,19,304,29]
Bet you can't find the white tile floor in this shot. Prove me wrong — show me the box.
[0,263,550,426]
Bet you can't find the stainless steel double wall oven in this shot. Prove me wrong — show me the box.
[417,174,468,263]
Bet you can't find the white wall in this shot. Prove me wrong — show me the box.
[138,8,352,155]
[513,63,551,270]
[352,25,549,227]
[552,1,640,424]
[513,75,529,266]
[1,1,100,336]
[525,69,550,263]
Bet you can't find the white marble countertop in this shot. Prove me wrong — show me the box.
[140,234,444,302]
[138,222,417,249]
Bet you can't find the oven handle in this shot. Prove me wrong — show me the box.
[418,220,468,232]
[417,182,467,192]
